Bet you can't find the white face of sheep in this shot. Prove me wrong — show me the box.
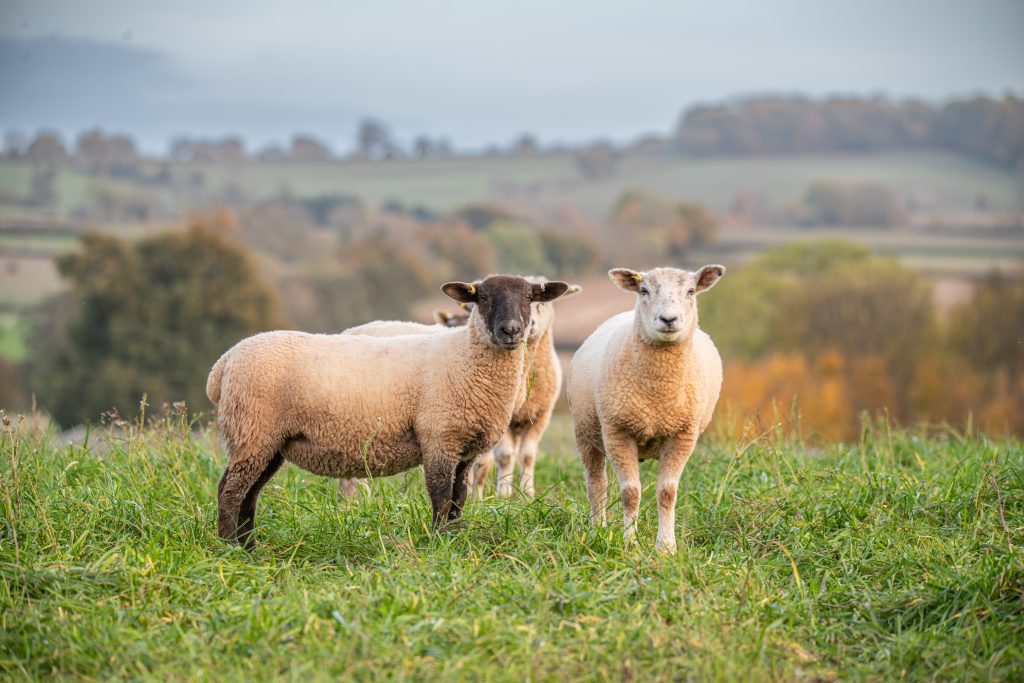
[609,265,725,344]
[524,280,582,342]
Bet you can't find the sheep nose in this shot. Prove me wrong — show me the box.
[500,321,522,338]
[659,315,678,325]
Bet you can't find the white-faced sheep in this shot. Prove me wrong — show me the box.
[206,275,570,546]
[565,265,724,553]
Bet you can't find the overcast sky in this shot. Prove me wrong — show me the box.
[1,0,1022,153]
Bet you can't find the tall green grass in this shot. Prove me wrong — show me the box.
[1,414,1021,680]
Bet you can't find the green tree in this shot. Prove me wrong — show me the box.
[27,222,279,426]
[947,270,1024,377]
[484,221,550,275]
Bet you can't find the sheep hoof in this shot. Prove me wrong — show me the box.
[655,539,677,555]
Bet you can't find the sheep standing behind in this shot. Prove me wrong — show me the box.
[207,275,569,546]
[566,266,724,553]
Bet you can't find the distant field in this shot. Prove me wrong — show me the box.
[0,312,26,361]
[0,256,61,308]
[186,155,581,212]
[1,150,1017,218]
[691,226,1024,277]
[1,418,1021,680]
[178,151,1022,219]
[0,165,125,213]
[554,151,1020,217]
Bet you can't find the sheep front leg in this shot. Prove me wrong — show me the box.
[493,431,519,498]
[655,432,698,554]
[338,478,369,498]
[423,453,459,528]
[602,428,641,546]
[517,411,553,499]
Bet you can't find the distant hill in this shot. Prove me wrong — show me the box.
[0,36,361,154]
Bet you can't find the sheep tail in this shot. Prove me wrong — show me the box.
[206,353,229,404]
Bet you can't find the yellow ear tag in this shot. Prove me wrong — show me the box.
[467,283,476,295]
[632,272,644,282]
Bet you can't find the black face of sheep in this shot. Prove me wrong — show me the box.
[442,275,570,349]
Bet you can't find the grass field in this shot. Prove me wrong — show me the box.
[0,313,27,362]
[2,414,1021,680]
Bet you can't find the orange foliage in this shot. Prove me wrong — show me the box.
[717,348,1023,441]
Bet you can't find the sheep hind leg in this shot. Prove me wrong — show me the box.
[236,452,285,548]
[217,447,280,546]
[517,412,552,499]
[493,431,518,498]
[471,451,494,500]
[578,439,608,528]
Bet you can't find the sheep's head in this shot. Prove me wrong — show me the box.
[433,302,472,328]
[523,277,582,341]
[442,275,571,350]
[609,265,724,345]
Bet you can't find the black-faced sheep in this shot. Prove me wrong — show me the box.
[206,275,570,546]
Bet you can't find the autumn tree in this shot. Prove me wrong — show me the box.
[27,221,279,425]
[608,191,717,264]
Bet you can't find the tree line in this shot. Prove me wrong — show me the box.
[674,94,1024,168]
[6,94,1021,170]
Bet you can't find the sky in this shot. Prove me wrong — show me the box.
[1,0,1022,154]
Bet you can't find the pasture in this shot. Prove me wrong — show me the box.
[2,415,1021,680]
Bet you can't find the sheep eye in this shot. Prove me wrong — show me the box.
[639,287,649,296]
[478,294,487,303]
[687,288,696,297]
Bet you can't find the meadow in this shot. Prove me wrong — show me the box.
[2,413,1021,681]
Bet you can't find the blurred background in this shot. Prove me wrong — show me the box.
[0,1,1022,439]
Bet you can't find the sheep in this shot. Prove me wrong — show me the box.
[434,304,472,328]
[565,265,725,553]
[489,278,582,498]
[206,275,571,546]
[342,281,582,501]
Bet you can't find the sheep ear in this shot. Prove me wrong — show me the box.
[609,268,643,293]
[560,283,583,299]
[441,282,478,303]
[457,301,472,311]
[532,281,570,303]
[433,310,452,325]
[695,265,725,293]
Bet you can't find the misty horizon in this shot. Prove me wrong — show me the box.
[2,0,1023,154]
